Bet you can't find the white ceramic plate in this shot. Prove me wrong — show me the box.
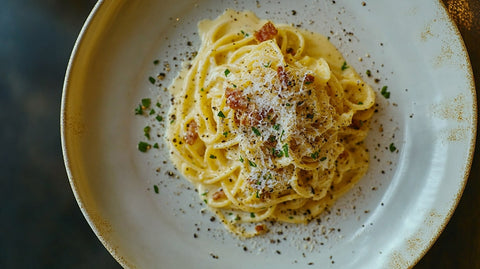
[61,0,476,268]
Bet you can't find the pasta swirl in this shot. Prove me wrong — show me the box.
[166,10,375,237]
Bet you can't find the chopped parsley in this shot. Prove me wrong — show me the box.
[366,69,371,77]
[389,143,397,152]
[153,60,160,65]
[252,127,261,136]
[153,143,159,149]
[273,124,280,131]
[272,148,284,157]
[241,30,249,37]
[381,86,390,99]
[217,111,226,118]
[156,115,163,122]
[149,109,156,115]
[282,143,289,157]
[141,98,151,108]
[341,61,349,71]
[250,212,255,218]
[148,76,156,84]
[248,160,257,167]
[223,131,229,137]
[239,156,244,163]
[135,98,152,115]
[144,126,151,139]
[319,156,327,161]
[209,154,217,159]
[224,69,230,77]
[310,151,320,159]
[134,104,143,115]
[153,185,159,193]
[263,61,271,68]
[138,141,151,152]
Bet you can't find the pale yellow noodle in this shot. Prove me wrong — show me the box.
[166,9,375,237]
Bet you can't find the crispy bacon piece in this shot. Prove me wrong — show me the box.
[184,120,198,145]
[255,224,268,234]
[304,74,315,84]
[225,87,248,110]
[226,87,275,126]
[254,21,278,42]
[212,189,226,200]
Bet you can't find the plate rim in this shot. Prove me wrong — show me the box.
[60,0,477,268]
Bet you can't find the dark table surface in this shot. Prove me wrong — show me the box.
[1,0,478,268]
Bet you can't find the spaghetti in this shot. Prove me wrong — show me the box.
[166,9,375,237]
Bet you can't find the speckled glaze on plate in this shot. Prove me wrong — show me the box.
[61,0,476,268]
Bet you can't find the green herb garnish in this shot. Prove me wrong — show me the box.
[217,111,226,118]
[148,76,156,84]
[209,154,217,159]
[248,160,257,167]
[134,104,143,115]
[138,141,151,152]
[156,115,163,122]
[282,143,289,157]
[341,61,349,71]
[252,127,261,136]
[381,86,390,99]
[389,143,397,152]
[272,148,284,157]
[141,98,151,108]
[250,212,255,218]
[153,185,159,193]
[144,126,151,139]
[224,69,230,77]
